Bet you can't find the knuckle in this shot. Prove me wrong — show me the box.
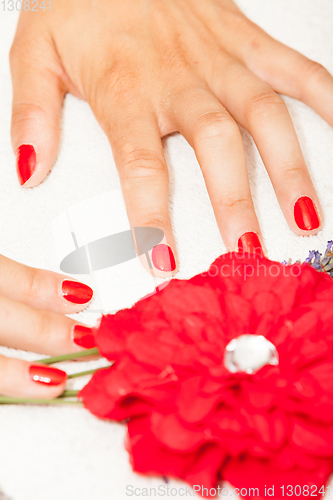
[230,12,256,32]
[226,12,263,49]
[161,44,187,72]
[24,267,41,300]
[91,62,138,115]
[9,37,42,68]
[11,102,48,128]
[245,90,285,120]
[108,68,138,98]
[9,43,19,64]
[37,311,53,338]
[194,111,238,141]
[121,149,167,180]
[218,195,253,212]
[0,356,10,381]
[9,39,28,65]
[280,163,307,182]
[301,59,328,85]
[138,213,170,231]
[0,298,11,324]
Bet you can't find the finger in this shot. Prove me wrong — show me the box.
[209,59,323,235]
[166,84,264,254]
[0,254,93,313]
[0,355,67,399]
[91,91,177,278]
[225,20,333,128]
[0,294,97,354]
[10,32,65,187]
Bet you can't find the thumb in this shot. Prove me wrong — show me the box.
[10,36,65,187]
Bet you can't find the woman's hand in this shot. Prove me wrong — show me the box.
[0,253,95,398]
[10,0,333,274]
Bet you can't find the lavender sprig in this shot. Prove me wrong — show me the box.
[305,241,333,277]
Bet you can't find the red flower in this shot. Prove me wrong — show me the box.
[80,253,333,499]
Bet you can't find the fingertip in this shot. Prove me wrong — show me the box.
[290,195,323,236]
[28,364,67,387]
[237,231,267,257]
[134,228,178,279]
[27,362,68,399]
[61,280,94,306]
[27,363,68,399]
[151,243,177,273]
[15,144,37,186]
[13,133,60,189]
[11,87,64,188]
[0,357,67,399]
[72,324,97,350]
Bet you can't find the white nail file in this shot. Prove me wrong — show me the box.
[52,189,164,314]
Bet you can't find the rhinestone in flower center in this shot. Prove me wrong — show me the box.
[224,334,279,374]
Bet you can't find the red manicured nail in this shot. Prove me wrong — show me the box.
[73,325,96,349]
[238,232,263,254]
[294,196,320,231]
[29,365,67,386]
[151,244,176,272]
[62,280,93,304]
[16,145,36,185]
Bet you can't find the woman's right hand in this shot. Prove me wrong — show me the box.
[0,253,95,399]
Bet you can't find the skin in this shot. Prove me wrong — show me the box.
[0,254,95,398]
[2,0,333,397]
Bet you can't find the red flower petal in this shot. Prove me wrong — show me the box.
[81,253,333,493]
[308,362,333,397]
[151,412,213,452]
[223,455,332,500]
[291,416,333,457]
[127,416,226,491]
[178,377,221,424]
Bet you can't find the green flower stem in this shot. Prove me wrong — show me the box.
[0,397,82,405]
[0,351,112,405]
[68,365,113,379]
[58,390,80,398]
[37,347,100,365]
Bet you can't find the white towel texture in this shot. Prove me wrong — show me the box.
[0,0,333,498]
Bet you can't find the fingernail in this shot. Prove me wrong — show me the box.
[62,280,93,304]
[16,145,36,185]
[238,232,263,254]
[294,196,320,231]
[29,365,67,386]
[151,244,176,272]
[72,324,96,349]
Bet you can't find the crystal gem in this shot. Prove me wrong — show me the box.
[224,334,279,374]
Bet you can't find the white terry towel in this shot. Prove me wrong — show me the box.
[0,0,333,499]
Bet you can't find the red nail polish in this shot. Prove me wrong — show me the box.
[151,244,176,272]
[16,145,36,185]
[29,365,67,386]
[294,196,320,231]
[62,280,93,304]
[73,325,96,349]
[238,232,263,254]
